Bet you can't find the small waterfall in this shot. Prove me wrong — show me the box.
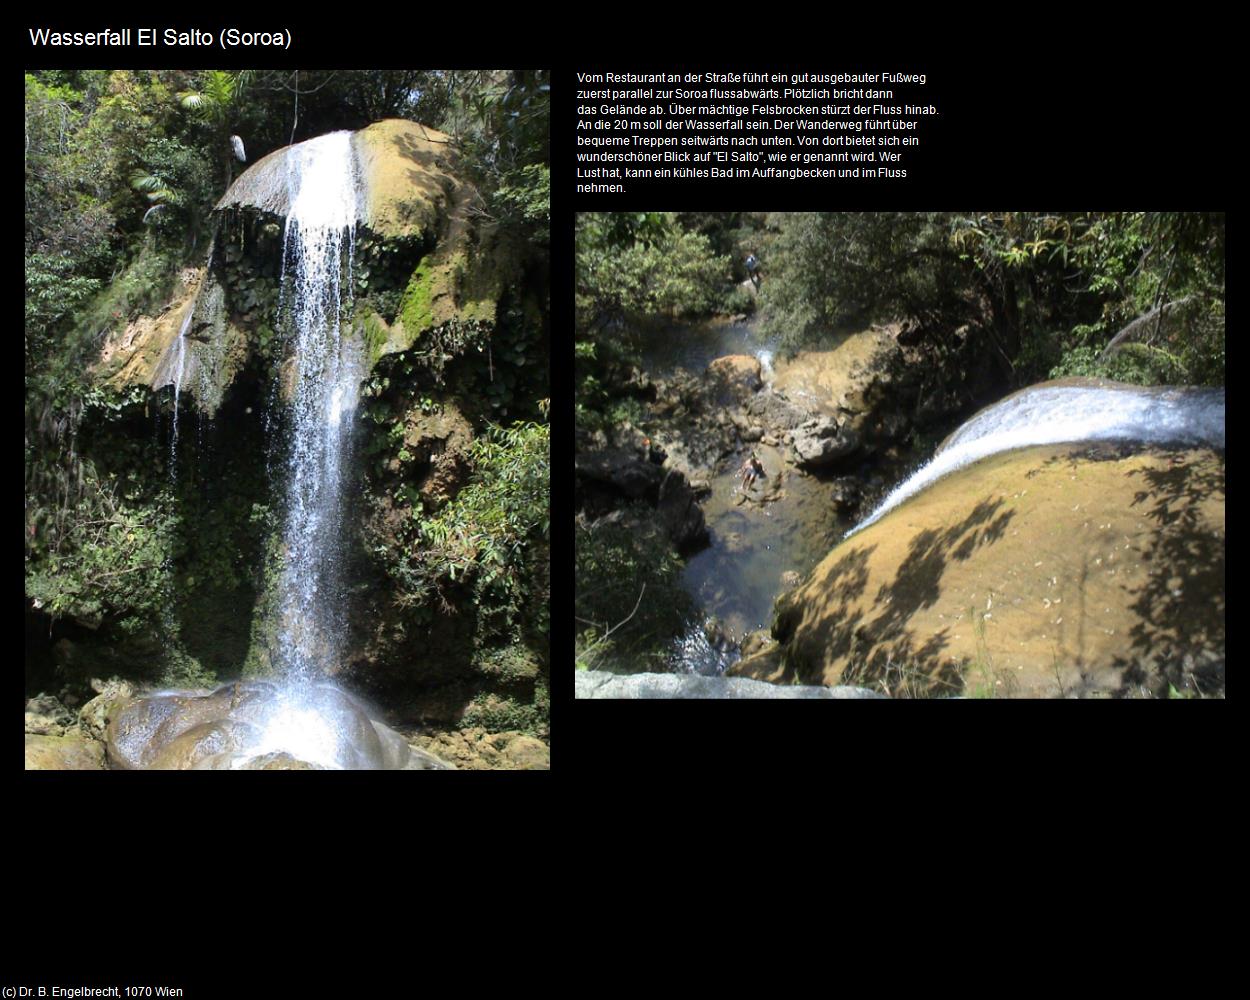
[670,628,739,677]
[167,305,193,481]
[271,131,364,679]
[850,382,1226,535]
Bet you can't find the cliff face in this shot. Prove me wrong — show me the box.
[95,119,508,417]
[38,121,549,732]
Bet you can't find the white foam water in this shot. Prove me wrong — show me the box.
[755,347,775,377]
[850,383,1225,535]
[272,131,365,679]
[167,305,193,481]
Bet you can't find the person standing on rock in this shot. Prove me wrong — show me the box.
[745,253,762,290]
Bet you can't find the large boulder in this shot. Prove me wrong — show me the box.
[216,119,463,242]
[106,680,455,769]
[791,416,860,467]
[707,355,763,401]
[656,468,709,552]
[735,443,1225,697]
[576,448,665,500]
[770,327,898,411]
[148,719,261,770]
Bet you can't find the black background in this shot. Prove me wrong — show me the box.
[18,19,1228,914]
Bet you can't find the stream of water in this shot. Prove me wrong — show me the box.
[635,322,1228,677]
[851,382,1227,535]
[636,319,854,674]
[272,130,365,680]
[167,304,192,482]
[640,317,780,381]
[110,128,417,767]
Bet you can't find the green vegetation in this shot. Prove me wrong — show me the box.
[26,70,551,743]
[574,512,695,673]
[576,212,729,328]
[758,212,1224,388]
[460,678,550,739]
[574,213,736,670]
[575,211,732,433]
[419,419,550,633]
[25,474,174,630]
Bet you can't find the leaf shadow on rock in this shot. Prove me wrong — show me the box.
[389,130,455,209]
[1112,450,1225,696]
[776,495,1015,696]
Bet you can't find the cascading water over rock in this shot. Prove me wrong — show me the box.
[167,304,192,480]
[851,380,1226,535]
[66,120,493,767]
[271,130,365,680]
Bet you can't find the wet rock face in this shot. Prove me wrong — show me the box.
[216,120,461,242]
[106,680,454,770]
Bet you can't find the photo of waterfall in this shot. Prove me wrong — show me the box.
[575,211,1225,698]
[25,70,550,768]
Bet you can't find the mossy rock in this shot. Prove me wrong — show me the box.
[95,269,202,389]
[382,227,505,357]
[472,645,543,683]
[460,678,549,738]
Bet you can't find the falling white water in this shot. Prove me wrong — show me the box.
[272,131,365,679]
[850,383,1226,535]
[167,305,193,480]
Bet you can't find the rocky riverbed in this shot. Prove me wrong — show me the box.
[576,317,994,676]
[25,678,551,769]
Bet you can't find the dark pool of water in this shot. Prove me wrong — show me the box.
[682,449,847,641]
[633,319,842,674]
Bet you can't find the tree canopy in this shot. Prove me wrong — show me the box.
[759,211,1225,387]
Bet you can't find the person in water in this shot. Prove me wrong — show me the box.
[744,253,761,289]
[740,452,766,492]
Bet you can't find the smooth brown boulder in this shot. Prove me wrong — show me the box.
[732,444,1225,697]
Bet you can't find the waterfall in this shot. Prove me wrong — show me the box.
[850,382,1226,535]
[167,305,193,481]
[271,131,365,679]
